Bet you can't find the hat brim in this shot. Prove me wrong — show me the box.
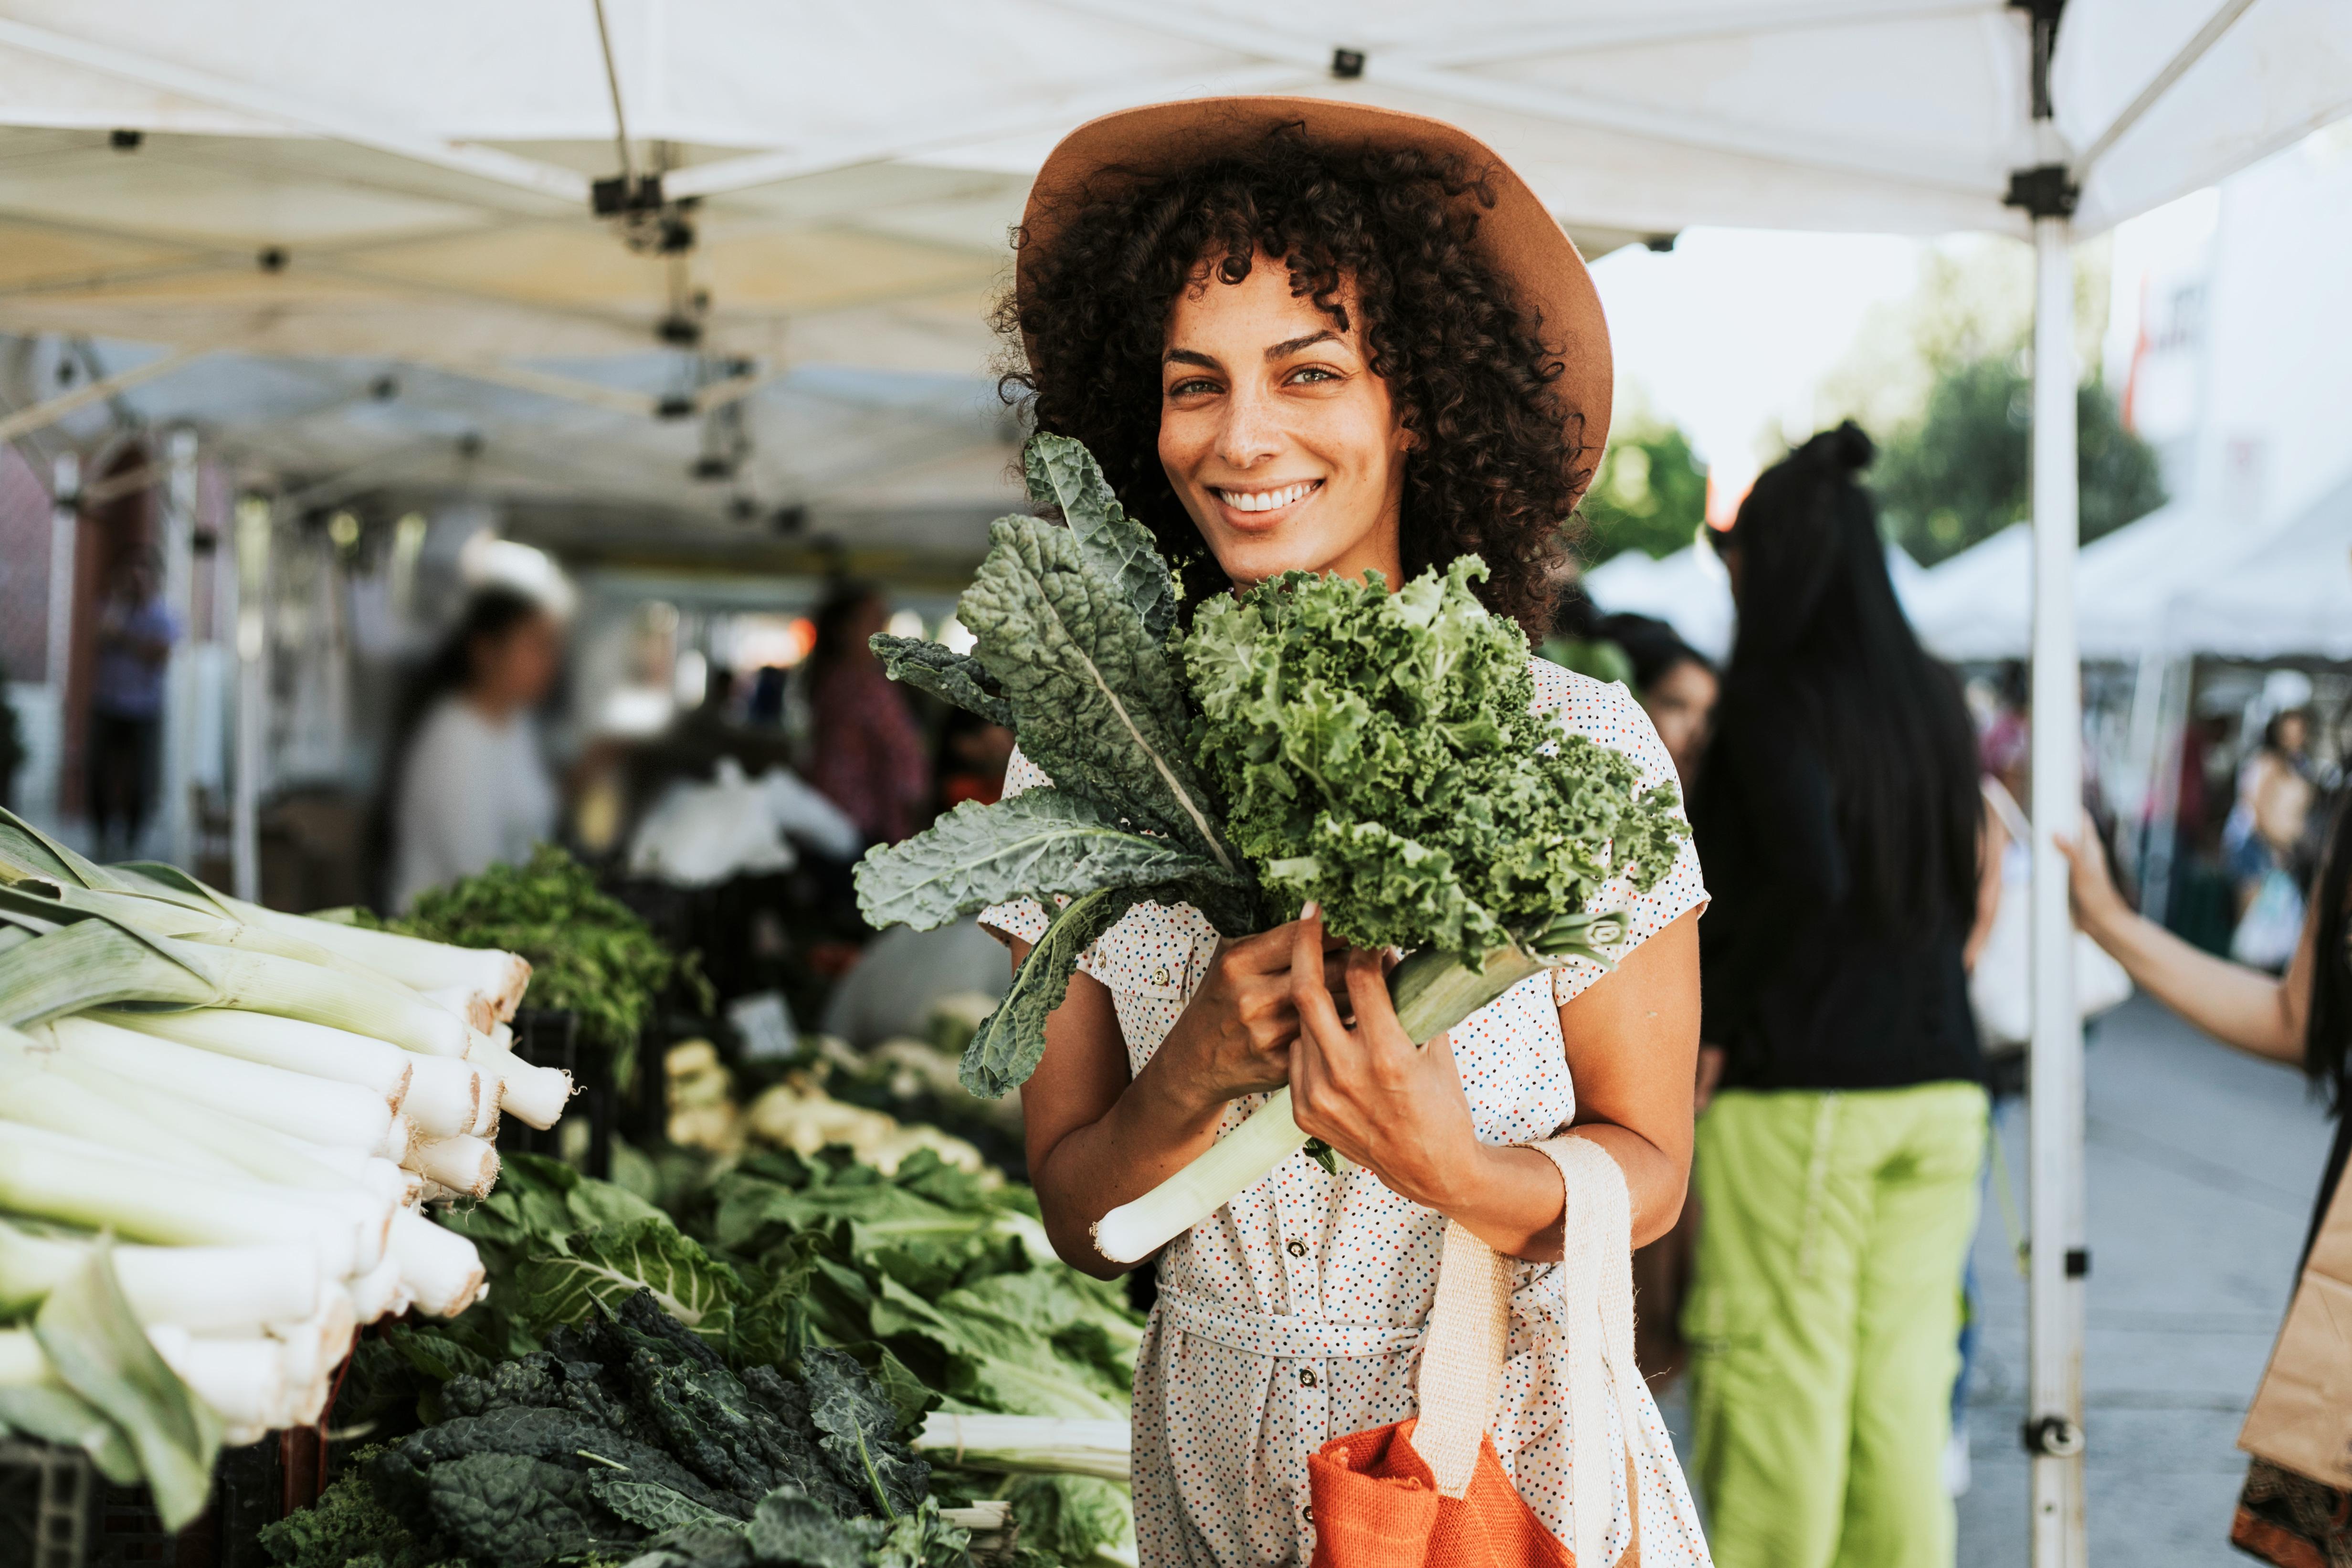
[1019,95,1611,485]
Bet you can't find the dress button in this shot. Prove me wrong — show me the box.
[1153,966,1171,986]
[1286,1239,1308,1258]
[1299,1367,1318,1389]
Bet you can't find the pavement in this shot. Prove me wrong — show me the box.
[1957,993,2335,1565]
[1659,993,2336,1566]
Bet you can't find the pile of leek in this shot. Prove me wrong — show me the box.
[0,809,578,1525]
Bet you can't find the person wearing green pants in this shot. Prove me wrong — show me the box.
[1684,426,1992,1568]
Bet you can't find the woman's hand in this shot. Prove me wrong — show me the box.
[2053,809,2132,938]
[1154,920,1346,1114]
[1285,906,1483,1210]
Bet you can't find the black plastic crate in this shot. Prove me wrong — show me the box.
[0,1437,281,1568]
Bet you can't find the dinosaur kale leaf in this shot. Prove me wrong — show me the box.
[1024,434,1176,642]
[803,1347,929,1520]
[869,636,1009,727]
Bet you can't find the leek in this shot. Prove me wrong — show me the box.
[410,1134,499,1199]
[0,1219,321,1333]
[1094,922,1618,1265]
[465,1033,573,1129]
[95,1007,412,1108]
[402,1052,484,1140]
[40,1015,397,1152]
[387,1208,486,1318]
[146,1325,288,1430]
[222,896,530,1020]
[913,1411,1132,1484]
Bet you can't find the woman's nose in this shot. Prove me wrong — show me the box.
[1216,383,1284,470]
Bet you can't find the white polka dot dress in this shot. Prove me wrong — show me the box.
[983,660,1713,1568]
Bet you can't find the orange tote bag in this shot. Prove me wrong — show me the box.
[1308,1138,1649,1568]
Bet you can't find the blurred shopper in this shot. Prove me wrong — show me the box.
[387,587,562,911]
[1687,422,1987,1568]
[1599,611,1718,791]
[2059,796,2352,1559]
[937,706,1015,810]
[804,583,928,846]
[2225,704,2316,968]
[88,550,181,857]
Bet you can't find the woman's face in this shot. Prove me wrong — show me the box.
[474,612,561,713]
[1641,656,1719,790]
[1157,252,1413,590]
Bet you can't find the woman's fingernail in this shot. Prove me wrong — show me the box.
[1300,901,1319,921]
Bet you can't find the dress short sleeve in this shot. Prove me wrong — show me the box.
[1527,660,1709,1006]
[975,746,1055,946]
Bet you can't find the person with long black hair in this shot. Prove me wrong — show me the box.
[2058,790,2352,1557]
[386,586,561,910]
[1684,422,1987,1568]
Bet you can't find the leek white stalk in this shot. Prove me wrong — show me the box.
[409,1134,499,1199]
[221,899,530,1020]
[387,1209,486,1318]
[344,1252,410,1322]
[146,1325,288,1431]
[42,1015,395,1151]
[96,1007,412,1108]
[374,1113,419,1165]
[1093,944,1552,1266]
[184,945,473,1058]
[420,985,496,1034]
[0,1220,320,1333]
[464,1034,572,1129]
[913,1412,1133,1484]
[402,1053,483,1140]
[0,1123,361,1279]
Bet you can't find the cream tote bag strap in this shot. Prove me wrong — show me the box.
[1408,1135,1648,1568]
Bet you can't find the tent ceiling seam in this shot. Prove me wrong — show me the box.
[1412,0,2006,67]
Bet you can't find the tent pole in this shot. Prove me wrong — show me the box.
[2026,209,2088,1568]
[231,496,271,903]
[159,427,199,870]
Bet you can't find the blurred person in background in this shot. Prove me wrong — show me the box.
[88,549,181,857]
[937,705,1015,810]
[386,586,562,911]
[2225,702,2316,969]
[804,582,928,847]
[1599,610,1718,791]
[1687,422,1988,1568]
[2059,792,2352,1555]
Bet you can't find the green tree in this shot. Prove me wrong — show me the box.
[1578,417,1709,563]
[1869,357,2166,566]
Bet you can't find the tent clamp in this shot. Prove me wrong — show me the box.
[2004,164,2078,219]
[2023,1415,2086,1459]
[1330,48,1365,79]
[592,172,665,217]
[2064,1246,2089,1278]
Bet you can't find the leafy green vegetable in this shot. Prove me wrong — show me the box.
[805,1347,928,1519]
[1003,1474,1136,1566]
[869,638,1011,730]
[1023,437,1176,642]
[1186,555,1688,966]
[515,1217,742,1349]
[392,844,709,1080]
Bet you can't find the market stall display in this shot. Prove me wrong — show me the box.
[0,810,565,1529]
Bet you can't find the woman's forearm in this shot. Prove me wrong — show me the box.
[1029,1058,1236,1278]
[2080,900,2304,1065]
[1433,1124,1682,1262]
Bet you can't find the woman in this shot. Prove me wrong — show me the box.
[387,587,562,911]
[1600,611,1719,792]
[983,100,1710,1567]
[2225,706,2316,967]
[803,582,929,846]
[2060,798,2351,1561]
[1685,424,1987,1568]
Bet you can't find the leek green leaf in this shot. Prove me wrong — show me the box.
[33,1242,220,1529]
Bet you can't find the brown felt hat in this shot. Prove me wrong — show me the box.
[1019,96,1612,484]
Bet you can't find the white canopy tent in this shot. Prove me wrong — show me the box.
[1,5,2349,1558]
[1582,536,1928,666]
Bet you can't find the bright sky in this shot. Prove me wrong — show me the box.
[1586,227,1926,479]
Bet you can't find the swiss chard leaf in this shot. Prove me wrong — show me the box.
[867,636,1011,727]
[957,884,1152,1098]
[855,789,1235,934]
[958,515,1229,869]
[1024,433,1176,642]
[514,1219,741,1348]
[802,1346,928,1521]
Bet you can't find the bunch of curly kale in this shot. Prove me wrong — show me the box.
[261,1290,964,1568]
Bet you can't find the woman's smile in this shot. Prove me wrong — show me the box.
[1208,477,1325,526]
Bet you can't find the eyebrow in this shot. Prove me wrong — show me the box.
[1163,348,1218,369]
[1265,329,1339,360]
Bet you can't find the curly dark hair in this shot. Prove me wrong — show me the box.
[994,129,1592,636]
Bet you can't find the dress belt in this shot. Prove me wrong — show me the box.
[1159,1286,1432,1360]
